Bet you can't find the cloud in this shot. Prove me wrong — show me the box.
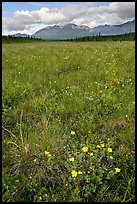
[60,3,94,21]
[2,2,135,35]
[2,7,66,31]
[96,2,135,20]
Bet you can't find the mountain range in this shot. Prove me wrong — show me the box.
[15,19,135,40]
[14,33,30,38]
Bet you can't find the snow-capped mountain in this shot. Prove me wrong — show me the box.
[32,23,92,40]
[92,19,135,35]
[31,19,135,40]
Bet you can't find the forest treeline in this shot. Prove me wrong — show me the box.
[2,35,46,43]
[61,32,135,42]
[2,32,135,43]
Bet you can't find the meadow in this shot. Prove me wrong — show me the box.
[2,41,135,202]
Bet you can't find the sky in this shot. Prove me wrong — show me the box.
[2,2,135,35]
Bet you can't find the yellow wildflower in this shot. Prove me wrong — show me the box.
[96,145,101,148]
[44,151,51,157]
[82,146,88,152]
[101,143,105,147]
[45,151,49,155]
[89,166,94,170]
[70,131,75,135]
[78,171,82,174]
[71,170,77,177]
[108,147,112,153]
[115,168,121,173]
[89,152,94,156]
[69,157,74,161]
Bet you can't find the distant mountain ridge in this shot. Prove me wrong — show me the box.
[14,19,135,40]
[92,19,135,36]
[13,33,30,37]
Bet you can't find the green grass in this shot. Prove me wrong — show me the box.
[2,41,135,202]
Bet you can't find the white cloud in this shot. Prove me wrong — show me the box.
[38,7,66,24]
[10,25,43,35]
[96,2,135,20]
[2,2,135,35]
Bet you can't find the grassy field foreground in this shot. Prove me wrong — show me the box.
[2,41,135,202]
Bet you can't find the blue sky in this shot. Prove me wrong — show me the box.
[2,2,110,18]
[2,2,135,35]
[2,2,110,14]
